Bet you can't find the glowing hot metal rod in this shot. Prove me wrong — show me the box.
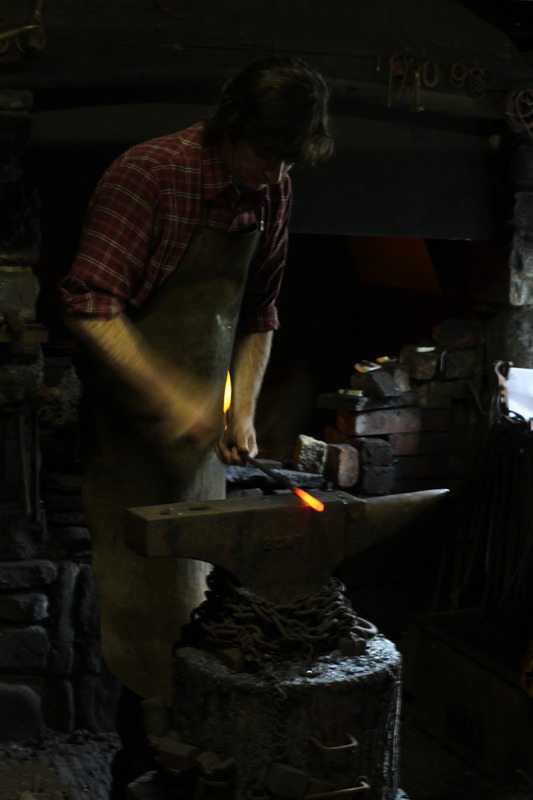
[241,453,325,512]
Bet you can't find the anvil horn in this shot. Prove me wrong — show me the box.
[345,489,449,552]
[125,489,448,603]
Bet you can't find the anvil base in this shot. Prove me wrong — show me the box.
[170,635,402,800]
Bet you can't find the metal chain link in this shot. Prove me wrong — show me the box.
[188,570,373,670]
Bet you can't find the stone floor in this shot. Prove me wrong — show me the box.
[0,730,119,800]
[0,701,518,800]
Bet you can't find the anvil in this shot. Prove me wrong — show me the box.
[125,489,448,603]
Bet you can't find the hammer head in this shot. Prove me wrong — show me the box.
[125,489,448,604]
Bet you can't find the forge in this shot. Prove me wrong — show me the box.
[124,487,448,800]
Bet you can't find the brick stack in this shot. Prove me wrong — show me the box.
[316,318,483,495]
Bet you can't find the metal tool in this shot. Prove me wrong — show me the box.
[240,452,325,512]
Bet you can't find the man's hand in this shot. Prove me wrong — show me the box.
[215,415,258,465]
[214,330,273,465]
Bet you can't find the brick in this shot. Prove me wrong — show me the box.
[293,434,327,474]
[358,467,395,495]
[76,565,105,673]
[355,437,393,466]
[440,348,478,380]
[420,408,451,431]
[380,361,412,391]
[432,318,481,349]
[416,382,452,408]
[399,345,440,380]
[0,682,44,741]
[317,391,416,412]
[47,510,86,526]
[337,407,421,436]
[44,494,84,512]
[0,625,50,671]
[0,560,58,590]
[324,424,355,445]
[389,432,451,455]
[324,443,359,488]
[0,592,48,623]
[348,369,402,397]
[53,525,91,553]
[0,111,31,178]
[395,454,449,480]
[195,750,226,775]
[450,400,471,426]
[0,266,40,322]
[449,379,472,401]
[0,512,46,560]
[0,91,33,112]
[0,184,40,257]
[325,427,393,466]
[156,738,200,771]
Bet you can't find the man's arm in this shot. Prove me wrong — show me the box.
[216,330,273,465]
[65,314,223,449]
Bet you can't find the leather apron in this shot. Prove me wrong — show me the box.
[82,214,262,702]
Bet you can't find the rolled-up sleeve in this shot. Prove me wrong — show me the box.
[238,182,292,334]
[59,158,160,318]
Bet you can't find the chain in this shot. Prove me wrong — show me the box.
[187,570,372,670]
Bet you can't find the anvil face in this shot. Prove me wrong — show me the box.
[125,489,448,604]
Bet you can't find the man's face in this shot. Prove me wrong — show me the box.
[221,138,293,191]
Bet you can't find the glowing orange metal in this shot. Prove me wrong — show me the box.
[292,486,325,512]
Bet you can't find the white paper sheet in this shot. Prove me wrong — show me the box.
[506,367,533,420]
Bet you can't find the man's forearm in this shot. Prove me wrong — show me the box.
[64,314,223,447]
[65,314,180,413]
[230,331,273,420]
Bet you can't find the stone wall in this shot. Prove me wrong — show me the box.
[0,90,119,741]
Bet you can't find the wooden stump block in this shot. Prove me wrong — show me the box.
[171,635,402,800]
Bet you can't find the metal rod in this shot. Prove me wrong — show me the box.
[241,453,298,492]
[0,24,39,42]
[240,453,324,512]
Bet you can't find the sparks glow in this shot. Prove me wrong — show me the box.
[292,487,325,512]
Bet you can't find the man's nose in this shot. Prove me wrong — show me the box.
[263,161,286,185]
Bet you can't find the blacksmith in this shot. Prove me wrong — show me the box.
[59,56,333,796]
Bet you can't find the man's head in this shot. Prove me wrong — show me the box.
[205,56,334,167]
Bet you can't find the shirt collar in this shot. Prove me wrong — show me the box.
[200,125,267,206]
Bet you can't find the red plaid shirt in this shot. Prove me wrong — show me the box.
[59,122,291,333]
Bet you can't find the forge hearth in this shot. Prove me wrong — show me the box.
[125,488,447,800]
